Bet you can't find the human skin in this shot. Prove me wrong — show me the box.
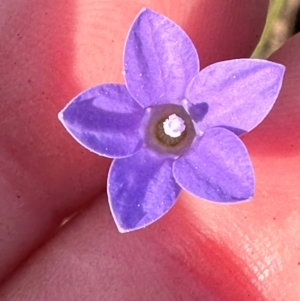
[0,0,299,300]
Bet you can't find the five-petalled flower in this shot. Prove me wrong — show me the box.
[58,8,285,232]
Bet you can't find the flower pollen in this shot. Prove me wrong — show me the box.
[163,114,186,138]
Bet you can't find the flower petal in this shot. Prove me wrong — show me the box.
[124,8,199,107]
[59,84,144,158]
[108,148,181,232]
[185,59,285,135]
[173,127,254,202]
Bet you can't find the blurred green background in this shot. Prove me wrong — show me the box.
[252,0,300,58]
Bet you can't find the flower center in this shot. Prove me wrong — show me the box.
[163,114,186,138]
[141,104,196,156]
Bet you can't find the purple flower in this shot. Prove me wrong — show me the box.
[58,9,285,232]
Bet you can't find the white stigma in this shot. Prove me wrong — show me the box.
[163,114,186,138]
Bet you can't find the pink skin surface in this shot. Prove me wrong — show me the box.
[0,0,299,300]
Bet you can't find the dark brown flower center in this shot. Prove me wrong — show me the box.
[141,104,196,156]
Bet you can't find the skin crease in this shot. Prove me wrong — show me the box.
[1,0,300,300]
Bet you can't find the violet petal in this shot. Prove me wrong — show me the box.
[59,84,144,158]
[173,127,254,202]
[185,59,285,135]
[108,148,181,232]
[124,8,199,107]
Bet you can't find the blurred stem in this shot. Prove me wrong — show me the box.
[252,0,300,58]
